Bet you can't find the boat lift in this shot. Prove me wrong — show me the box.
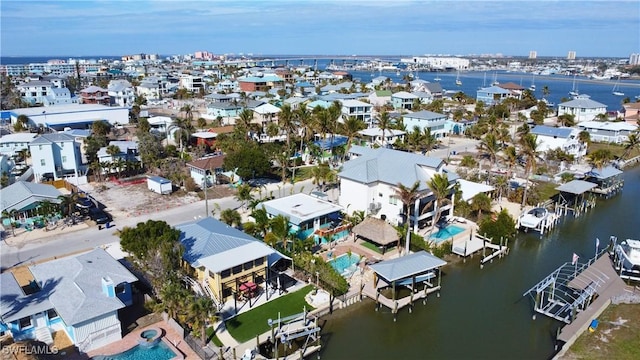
[266,308,321,359]
[522,249,611,324]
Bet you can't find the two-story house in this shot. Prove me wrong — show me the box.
[529,125,587,159]
[17,81,55,105]
[557,95,607,123]
[339,146,458,232]
[577,121,638,144]
[0,133,38,157]
[476,86,513,106]
[29,133,84,182]
[339,99,372,124]
[107,80,135,107]
[79,86,110,105]
[391,91,419,110]
[401,110,449,138]
[179,74,205,93]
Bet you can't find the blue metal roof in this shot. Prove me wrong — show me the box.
[313,135,348,150]
[530,125,573,138]
[369,251,446,282]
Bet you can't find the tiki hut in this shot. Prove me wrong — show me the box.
[352,217,399,254]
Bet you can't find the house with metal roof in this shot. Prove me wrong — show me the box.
[391,91,418,110]
[96,140,140,172]
[401,110,449,138]
[0,133,38,157]
[577,121,638,144]
[29,133,85,183]
[177,217,288,303]
[187,154,226,187]
[339,99,373,124]
[260,193,345,244]
[367,90,392,107]
[0,248,137,352]
[530,125,586,159]
[338,147,458,232]
[8,104,129,131]
[557,95,607,122]
[476,85,513,105]
[357,127,406,147]
[0,181,62,227]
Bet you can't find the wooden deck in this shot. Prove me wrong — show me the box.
[361,279,440,318]
[554,256,627,357]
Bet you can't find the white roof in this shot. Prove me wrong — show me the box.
[579,121,637,131]
[340,99,371,107]
[191,131,217,139]
[147,116,173,125]
[10,104,117,116]
[254,103,281,115]
[0,132,38,144]
[358,128,406,137]
[457,179,495,201]
[261,193,343,225]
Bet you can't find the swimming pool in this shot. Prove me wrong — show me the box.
[328,253,360,276]
[92,340,176,360]
[429,225,465,243]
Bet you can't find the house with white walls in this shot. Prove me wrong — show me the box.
[29,133,84,183]
[577,121,638,144]
[338,146,458,232]
[401,110,449,138]
[530,125,587,159]
[557,95,607,123]
[0,249,137,352]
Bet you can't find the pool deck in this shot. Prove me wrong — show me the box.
[85,320,200,359]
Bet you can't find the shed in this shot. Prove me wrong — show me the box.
[147,176,172,195]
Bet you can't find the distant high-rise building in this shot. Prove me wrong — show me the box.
[567,51,576,60]
[529,51,537,59]
[630,53,640,65]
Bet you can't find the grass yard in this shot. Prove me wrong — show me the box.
[560,303,640,360]
[360,241,384,254]
[204,327,224,347]
[225,285,315,343]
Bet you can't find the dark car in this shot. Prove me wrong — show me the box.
[88,208,112,225]
[76,197,95,209]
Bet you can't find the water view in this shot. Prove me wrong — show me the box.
[320,166,640,359]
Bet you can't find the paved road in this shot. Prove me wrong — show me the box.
[1,179,318,270]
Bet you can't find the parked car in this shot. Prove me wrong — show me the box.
[76,197,95,209]
[88,208,112,225]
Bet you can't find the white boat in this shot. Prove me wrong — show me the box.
[612,76,624,96]
[434,75,442,82]
[491,72,499,86]
[529,74,536,91]
[569,74,579,96]
[455,70,462,86]
[615,239,640,271]
[518,207,549,230]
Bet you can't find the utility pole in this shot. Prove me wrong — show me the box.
[204,175,209,217]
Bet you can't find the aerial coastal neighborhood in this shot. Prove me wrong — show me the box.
[1,48,640,360]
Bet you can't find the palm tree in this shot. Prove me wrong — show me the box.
[470,193,492,220]
[376,111,392,148]
[310,162,334,191]
[477,133,500,165]
[394,181,420,256]
[220,208,242,227]
[557,114,576,127]
[237,109,255,137]
[492,175,510,201]
[519,133,540,208]
[180,104,194,123]
[295,103,313,151]
[587,148,614,170]
[427,173,453,235]
[100,161,111,178]
[620,132,640,160]
[58,193,79,223]
[268,214,292,250]
[106,144,120,162]
[187,296,216,344]
[173,117,195,156]
[159,280,188,320]
[114,158,126,178]
[339,116,366,161]
[278,103,296,150]
[235,183,254,210]
[503,146,518,177]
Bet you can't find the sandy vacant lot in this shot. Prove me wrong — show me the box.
[80,181,202,219]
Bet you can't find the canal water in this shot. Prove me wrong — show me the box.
[319,165,640,359]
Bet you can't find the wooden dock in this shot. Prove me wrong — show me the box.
[452,234,509,267]
[361,279,440,320]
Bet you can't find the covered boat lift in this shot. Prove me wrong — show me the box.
[583,165,624,198]
[364,251,446,321]
[555,180,597,217]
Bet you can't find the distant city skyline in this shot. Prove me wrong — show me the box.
[1,0,638,58]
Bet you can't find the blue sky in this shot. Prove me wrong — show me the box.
[1,0,638,57]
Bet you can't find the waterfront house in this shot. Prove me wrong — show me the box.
[391,91,419,110]
[177,217,288,303]
[260,193,346,244]
[338,146,457,232]
[498,82,525,97]
[29,133,85,183]
[583,165,624,196]
[529,125,587,159]
[401,110,449,138]
[0,248,137,352]
[577,121,638,144]
[79,86,110,105]
[557,95,607,123]
[622,102,640,125]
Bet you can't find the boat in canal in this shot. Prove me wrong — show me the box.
[517,207,550,231]
[614,238,640,271]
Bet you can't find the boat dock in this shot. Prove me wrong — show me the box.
[452,233,509,267]
[523,252,627,358]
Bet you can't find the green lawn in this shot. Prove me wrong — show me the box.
[224,285,315,343]
[360,241,384,254]
[204,327,224,347]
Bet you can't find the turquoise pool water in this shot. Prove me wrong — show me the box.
[91,341,176,360]
[429,225,465,243]
[328,253,360,276]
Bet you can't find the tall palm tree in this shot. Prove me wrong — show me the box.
[234,183,254,210]
[187,296,216,343]
[477,133,500,165]
[278,103,296,150]
[159,280,188,320]
[106,144,120,162]
[519,133,540,208]
[587,149,614,170]
[220,208,242,227]
[237,109,255,138]
[180,104,194,123]
[339,116,366,161]
[58,193,79,222]
[310,162,334,191]
[503,146,518,177]
[376,111,392,148]
[173,117,195,156]
[268,214,292,250]
[427,173,453,235]
[620,132,640,160]
[394,181,420,256]
[295,103,313,151]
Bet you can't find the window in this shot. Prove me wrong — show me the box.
[62,156,67,163]
[19,316,32,329]
[115,283,126,295]
[220,269,231,278]
[40,159,46,166]
[47,309,59,320]
[232,265,243,275]
[39,145,42,150]
[389,196,398,205]
[60,142,64,148]
[254,257,264,266]
[243,261,254,271]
